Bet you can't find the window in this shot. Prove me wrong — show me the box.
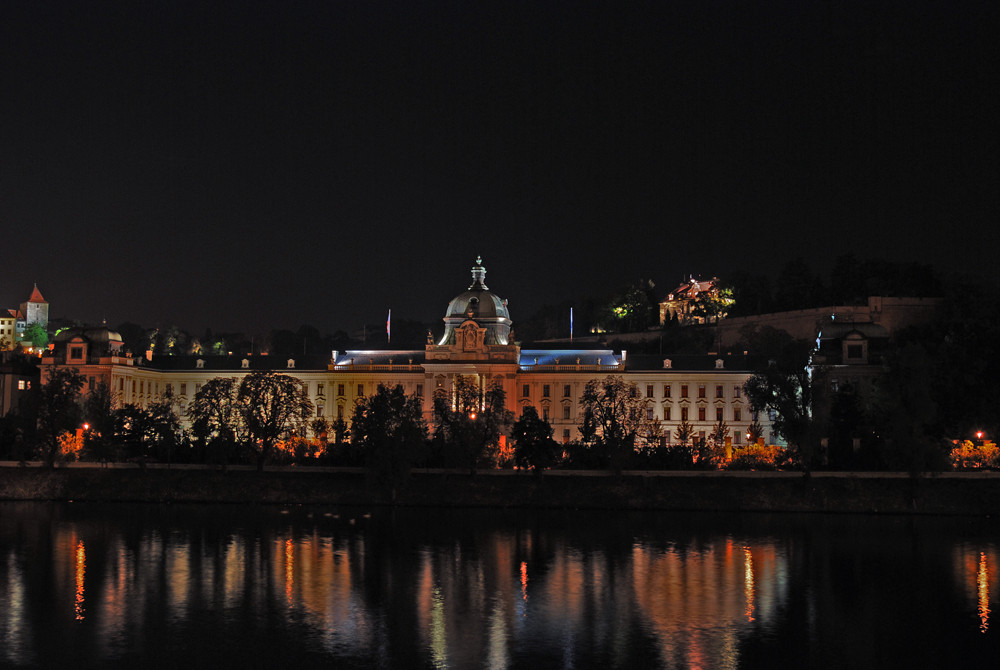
[734,386,741,398]
[664,407,671,421]
[563,405,571,420]
[698,407,706,421]
[119,379,125,391]
[337,405,344,419]
[17,380,26,390]
[735,432,742,445]
[357,384,364,396]
[195,383,201,393]
[698,430,706,443]
[563,384,571,398]
[522,384,530,397]
[768,409,777,421]
[543,408,549,421]
[179,383,186,396]
[70,345,85,361]
[132,380,137,394]
[681,407,689,421]
[698,385,706,398]
[664,385,671,398]
[317,405,324,417]
[830,378,839,392]
[140,381,144,394]
[416,384,423,396]
[562,429,570,442]
[629,386,637,398]
[338,384,345,396]
[716,385,723,398]
[88,376,95,391]
[317,383,324,396]
[734,407,742,422]
[646,407,654,420]
[646,385,654,398]
[681,385,688,398]
[543,385,550,398]
[716,407,723,422]
[847,344,863,359]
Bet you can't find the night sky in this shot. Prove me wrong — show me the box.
[2,1,996,336]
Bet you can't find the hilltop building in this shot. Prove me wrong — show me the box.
[41,259,776,447]
[19,284,49,330]
[659,277,725,325]
[2,285,49,349]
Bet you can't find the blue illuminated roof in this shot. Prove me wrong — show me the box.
[333,350,425,366]
[518,349,619,366]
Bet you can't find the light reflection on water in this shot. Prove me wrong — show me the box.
[1,503,999,668]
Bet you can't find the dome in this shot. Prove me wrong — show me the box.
[53,326,123,343]
[439,257,512,346]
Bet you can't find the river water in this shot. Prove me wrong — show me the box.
[1,502,997,669]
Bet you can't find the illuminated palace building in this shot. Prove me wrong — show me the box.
[41,259,774,446]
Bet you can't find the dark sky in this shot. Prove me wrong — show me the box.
[2,0,997,336]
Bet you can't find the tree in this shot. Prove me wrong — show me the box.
[115,393,183,466]
[22,323,48,349]
[578,375,644,472]
[774,257,826,311]
[432,376,512,474]
[188,377,243,469]
[36,367,85,466]
[352,384,426,498]
[82,382,118,463]
[512,406,559,473]
[237,372,314,470]
[605,278,658,333]
[744,365,817,470]
[703,419,730,468]
[690,286,734,324]
[673,416,695,447]
[746,413,765,444]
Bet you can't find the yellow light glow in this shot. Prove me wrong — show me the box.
[520,561,528,604]
[743,546,755,622]
[979,552,990,633]
[75,540,86,621]
[284,538,295,605]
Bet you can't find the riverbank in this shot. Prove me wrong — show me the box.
[2,463,999,514]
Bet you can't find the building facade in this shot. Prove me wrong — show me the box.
[659,277,725,325]
[41,259,775,446]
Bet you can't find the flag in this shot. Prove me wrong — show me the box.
[387,309,391,343]
[570,307,574,341]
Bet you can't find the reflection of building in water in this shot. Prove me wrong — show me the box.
[631,537,788,667]
[954,547,997,634]
[75,540,86,621]
[45,521,376,661]
[415,531,521,670]
[1,553,31,666]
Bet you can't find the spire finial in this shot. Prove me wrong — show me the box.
[469,256,488,290]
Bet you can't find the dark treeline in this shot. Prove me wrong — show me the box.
[106,318,435,359]
[516,255,945,342]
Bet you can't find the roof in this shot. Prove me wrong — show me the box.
[27,284,46,304]
[519,349,620,367]
[625,353,766,372]
[817,322,889,341]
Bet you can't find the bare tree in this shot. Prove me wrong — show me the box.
[37,367,84,467]
[189,377,244,469]
[237,372,313,470]
[578,375,644,472]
